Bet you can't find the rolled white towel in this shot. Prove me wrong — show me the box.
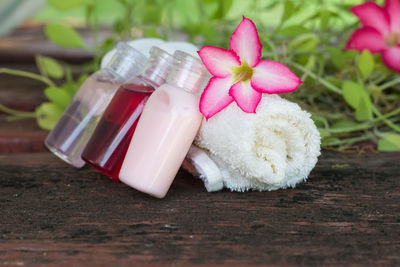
[190,94,321,192]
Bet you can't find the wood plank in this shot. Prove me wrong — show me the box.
[0,64,46,111]
[0,151,399,266]
[0,116,47,153]
[0,27,100,63]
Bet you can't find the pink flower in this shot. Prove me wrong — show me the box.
[346,0,400,72]
[197,17,302,120]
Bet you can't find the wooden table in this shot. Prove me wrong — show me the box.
[1,28,399,266]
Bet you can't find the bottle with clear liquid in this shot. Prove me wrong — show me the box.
[81,47,175,180]
[119,51,209,198]
[45,42,147,168]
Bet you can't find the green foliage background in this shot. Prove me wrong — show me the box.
[1,0,399,151]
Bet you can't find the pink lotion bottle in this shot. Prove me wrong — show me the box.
[119,51,209,198]
[45,42,147,168]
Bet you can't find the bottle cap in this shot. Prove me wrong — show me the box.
[140,47,175,87]
[104,42,147,81]
[167,50,210,95]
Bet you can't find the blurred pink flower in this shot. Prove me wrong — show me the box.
[197,17,302,120]
[346,0,400,72]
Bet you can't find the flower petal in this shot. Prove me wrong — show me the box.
[351,2,390,35]
[345,27,386,53]
[229,17,262,67]
[250,60,302,94]
[198,46,240,78]
[381,46,400,72]
[385,0,400,32]
[229,81,262,113]
[200,76,234,119]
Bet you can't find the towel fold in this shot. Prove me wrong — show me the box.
[186,94,321,192]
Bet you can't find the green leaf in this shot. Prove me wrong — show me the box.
[320,9,330,32]
[318,129,331,139]
[36,56,64,79]
[289,34,319,53]
[331,120,359,129]
[304,54,316,71]
[342,81,372,121]
[322,137,340,146]
[212,0,233,20]
[197,22,218,43]
[297,38,319,53]
[35,102,64,130]
[44,87,71,109]
[279,25,310,37]
[328,48,344,69]
[378,133,400,151]
[328,48,357,69]
[342,81,368,109]
[47,0,86,10]
[45,23,86,48]
[368,84,382,101]
[142,4,162,24]
[100,37,117,55]
[355,96,372,121]
[175,0,201,23]
[358,50,374,79]
[281,0,296,24]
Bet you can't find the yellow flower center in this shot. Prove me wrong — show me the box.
[232,61,254,83]
[386,32,400,47]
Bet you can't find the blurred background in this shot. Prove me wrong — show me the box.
[1,0,366,51]
[1,0,399,152]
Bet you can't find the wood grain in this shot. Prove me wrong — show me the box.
[0,116,47,153]
[0,152,399,266]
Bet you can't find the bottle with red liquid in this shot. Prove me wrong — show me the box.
[81,47,174,181]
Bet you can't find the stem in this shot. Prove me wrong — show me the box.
[324,134,372,146]
[290,62,342,95]
[380,77,400,90]
[378,107,400,120]
[327,107,400,134]
[0,104,36,122]
[0,104,35,117]
[6,113,36,122]
[326,123,371,134]
[0,68,55,87]
[372,106,400,133]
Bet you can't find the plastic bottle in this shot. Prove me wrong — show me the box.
[45,42,146,167]
[119,51,209,198]
[81,47,174,180]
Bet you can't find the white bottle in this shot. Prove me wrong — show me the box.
[119,51,209,198]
